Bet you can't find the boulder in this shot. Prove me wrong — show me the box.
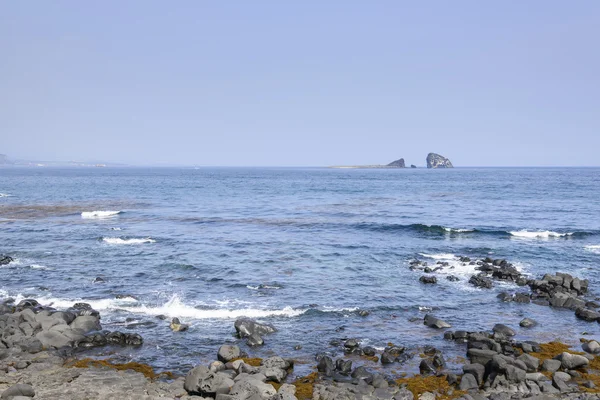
[556,352,589,370]
[519,318,537,328]
[469,274,493,289]
[492,324,516,336]
[170,317,190,332]
[583,340,600,354]
[423,314,451,329]
[459,374,479,390]
[0,384,35,399]
[542,359,562,372]
[234,318,276,338]
[184,365,235,396]
[575,308,600,322]
[463,363,485,385]
[419,276,437,284]
[517,354,539,372]
[467,349,497,366]
[70,316,101,334]
[246,333,264,347]
[217,345,241,363]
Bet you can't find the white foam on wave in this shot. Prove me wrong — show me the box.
[585,245,600,254]
[443,227,474,233]
[110,227,123,231]
[510,230,572,239]
[0,193,12,198]
[246,284,282,290]
[81,211,121,219]
[102,237,156,245]
[419,253,457,260]
[117,295,306,319]
[29,264,52,271]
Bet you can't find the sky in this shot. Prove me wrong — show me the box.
[1,1,599,167]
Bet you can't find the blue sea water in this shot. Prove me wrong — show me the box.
[1,167,599,375]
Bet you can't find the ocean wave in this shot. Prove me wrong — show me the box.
[246,284,283,290]
[509,230,573,239]
[0,193,12,198]
[585,245,600,254]
[82,210,122,219]
[102,237,156,245]
[29,264,52,271]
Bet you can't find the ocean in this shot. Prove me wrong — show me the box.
[1,166,599,376]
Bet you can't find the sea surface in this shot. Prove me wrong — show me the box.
[1,167,600,376]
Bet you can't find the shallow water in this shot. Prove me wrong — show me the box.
[1,167,599,376]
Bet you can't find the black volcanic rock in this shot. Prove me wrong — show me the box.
[387,158,406,168]
[426,153,453,169]
[410,164,417,168]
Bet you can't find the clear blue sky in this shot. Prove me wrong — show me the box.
[1,1,599,166]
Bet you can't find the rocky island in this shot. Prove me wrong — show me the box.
[426,153,454,169]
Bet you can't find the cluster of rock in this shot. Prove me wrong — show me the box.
[184,344,296,399]
[0,298,142,354]
[443,325,599,396]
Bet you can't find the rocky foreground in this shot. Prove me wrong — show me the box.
[2,254,600,399]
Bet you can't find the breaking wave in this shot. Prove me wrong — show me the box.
[509,230,573,239]
[102,237,156,245]
[82,210,122,219]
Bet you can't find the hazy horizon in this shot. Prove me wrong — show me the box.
[2,2,599,167]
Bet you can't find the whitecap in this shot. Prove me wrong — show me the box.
[0,193,12,198]
[81,211,121,219]
[116,295,305,319]
[443,227,474,233]
[110,227,123,231]
[418,253,457,260]
[509,230,572,239]
[29,264,52,270]
[585,245,600,254]
[102,237,155,245]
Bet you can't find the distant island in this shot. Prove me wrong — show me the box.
[330,153,453,169]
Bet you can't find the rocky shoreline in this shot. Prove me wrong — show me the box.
[2,253,600,399]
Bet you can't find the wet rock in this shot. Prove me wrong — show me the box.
[575,307,600,322]
[419,359,436,375]
[234,318,276,338]
[423,314,451,329]
[492,324,516,336]
[362,346,376,357]
[582,340,600,354]
[357,310,370,317]
[336,359,352,375]
[344,338,359,349]
[317,356,335,377]
[419,276,437,284]
[469,274,493,289]
[246,333,264,347]
[0,255,13,266]
[519,318,536,328]
[446,275,460,282]
[170,317,189,332]
[350,366,373,384]
[217,345,241,363]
